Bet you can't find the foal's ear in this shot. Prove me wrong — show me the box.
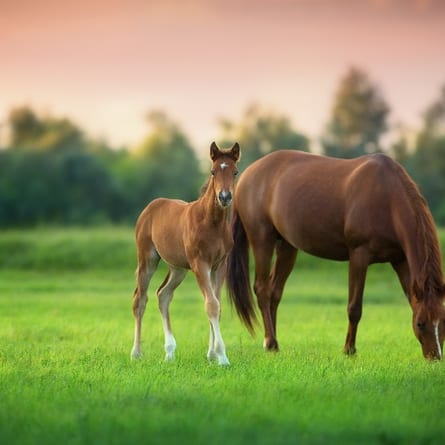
[210,141,221,161]
[230,142,240,161]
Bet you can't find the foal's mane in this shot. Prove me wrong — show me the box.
[394,161,444,310]
[199,178,211,197]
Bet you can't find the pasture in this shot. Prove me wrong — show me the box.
[1,227,444,445]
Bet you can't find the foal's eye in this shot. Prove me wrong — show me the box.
[211,169,215,176]
[234,170,238,176]
[417,322,426,330]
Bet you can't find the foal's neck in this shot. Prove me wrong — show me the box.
[199,177,227,225]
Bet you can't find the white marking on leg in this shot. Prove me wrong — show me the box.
[209,316,230,365]
[164,331,176,361]
[207,324,217,361]
[433,320,442,360]
[157,267,187,361]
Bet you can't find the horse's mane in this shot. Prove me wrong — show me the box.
[394,161,444,311]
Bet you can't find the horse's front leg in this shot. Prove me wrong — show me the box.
[344,247,369,355]
[194,261,230,366]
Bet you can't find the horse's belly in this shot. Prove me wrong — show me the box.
[275,217,349,260]
[292,232,349,261]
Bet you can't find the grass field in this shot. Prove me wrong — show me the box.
[1,227,444,445]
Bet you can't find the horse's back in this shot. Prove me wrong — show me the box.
[236,150,408,261]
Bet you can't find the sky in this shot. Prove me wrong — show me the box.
[1,0,445,155]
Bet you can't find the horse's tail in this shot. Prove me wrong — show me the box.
[226,208,257,334]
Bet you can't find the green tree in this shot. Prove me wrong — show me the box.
[404,85,445,225]
[8,106,85,152]
[1,106,125,226]
[322,67,390,158]
[218,103,309,172]
[118,111,203,219]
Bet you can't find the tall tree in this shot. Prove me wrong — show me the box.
[322,67,390,158]
[218,103,309,172]
[122,111,203,215]
[404,84,445,224]
[8,106,85,152]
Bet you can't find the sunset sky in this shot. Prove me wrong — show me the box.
[1,0,445,155]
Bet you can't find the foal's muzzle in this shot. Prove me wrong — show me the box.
[218,190,232,207]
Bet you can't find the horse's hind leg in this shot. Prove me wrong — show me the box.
[251,235,277,351]
[131,245,160,359]
[344,247,369,355]
[157,266,187,361]
[270,240,298,339]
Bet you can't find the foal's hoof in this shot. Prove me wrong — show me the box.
[164,351,175,361]
[207,350,218,361]
[131,350,142,360]
[218,356,230,366]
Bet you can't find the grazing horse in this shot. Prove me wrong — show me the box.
[131,142,240,365]
[227,150,445,360]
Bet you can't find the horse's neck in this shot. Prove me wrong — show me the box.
[197,180,227,226]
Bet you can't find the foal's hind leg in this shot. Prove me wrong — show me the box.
[131,246,160,359]
[157,266,187,361]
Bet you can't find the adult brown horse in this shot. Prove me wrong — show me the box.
[131,142,240,365]
[227,150,445,359]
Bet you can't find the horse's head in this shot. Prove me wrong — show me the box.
[209,141,240,208]
[411,284,445,360]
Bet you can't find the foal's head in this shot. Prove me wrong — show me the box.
[411,284,445,360]
[209,142,240,208]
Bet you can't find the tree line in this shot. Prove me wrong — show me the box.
[1,67,445,227]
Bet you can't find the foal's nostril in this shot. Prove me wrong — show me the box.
[218,191,232,205]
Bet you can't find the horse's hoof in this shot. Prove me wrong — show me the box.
[344,346,357,356]
[263,338,279,352]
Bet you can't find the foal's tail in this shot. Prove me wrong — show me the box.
[226,208,257,334]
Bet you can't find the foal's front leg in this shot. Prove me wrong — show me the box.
[208,264,226,361]
[194,262,230,366]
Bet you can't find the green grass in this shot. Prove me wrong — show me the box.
[1,228,445,445]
